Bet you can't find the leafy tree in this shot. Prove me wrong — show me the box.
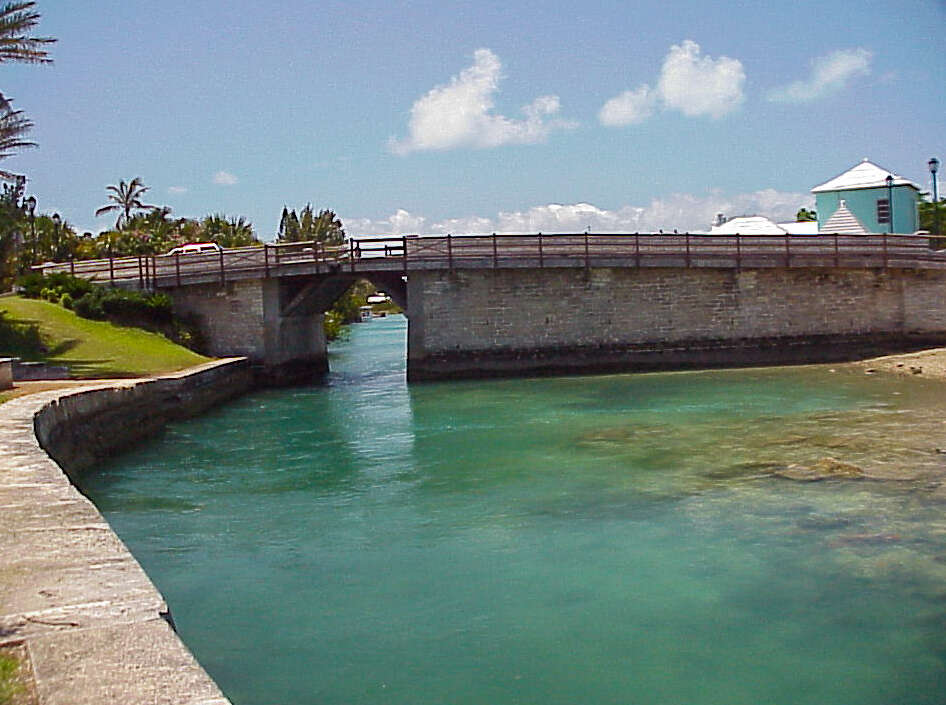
[95,177,157,230]
[278,204,345,245]
[277,206,301,242]
[200,213,259,248]
[795,207,816,222]
[919,196,944,236]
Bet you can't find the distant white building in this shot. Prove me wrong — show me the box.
[708,215,818,236]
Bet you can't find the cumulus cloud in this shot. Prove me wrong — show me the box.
[768,48,872,103]
[598,85,658,126]
[344,189,810,236]
[167,186,188,194]
[657,40,745,118]
[600,40,744,126]
[390,48,576,154]
[213,170,238,185]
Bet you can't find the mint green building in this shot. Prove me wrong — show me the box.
[812,159,920,234]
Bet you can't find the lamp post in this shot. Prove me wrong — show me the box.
[24,195,36,267]
[885,175,894,234]
[930,157,940,237]
[51,212,61,261]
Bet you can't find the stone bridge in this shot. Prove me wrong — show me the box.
[38,233,946,382]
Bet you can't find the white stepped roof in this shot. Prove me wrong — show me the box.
[811,159,919,193]
[822,201,869,235]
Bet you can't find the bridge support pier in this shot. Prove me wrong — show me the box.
[169,279,328,385]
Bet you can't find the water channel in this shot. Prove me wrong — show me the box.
[80,315,946,704]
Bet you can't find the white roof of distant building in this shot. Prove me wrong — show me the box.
[778,220,819,235]
[709,215,787,235]
[821,200,869,234]
[811,158,920,193]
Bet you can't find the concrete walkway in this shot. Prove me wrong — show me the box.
[0,379,234,704]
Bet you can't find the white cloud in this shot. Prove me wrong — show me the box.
[768,48,872,103]
[168,186,188,194]
[213,170,238,185]
[657,40,745,118]
[598,85,658,126]
[600,40,744,126]
[344,189,810,236]
[390,48,576,154]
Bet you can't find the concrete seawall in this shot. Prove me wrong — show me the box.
[0,359,253,704]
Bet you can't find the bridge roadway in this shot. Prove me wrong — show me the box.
[35,232,946,290]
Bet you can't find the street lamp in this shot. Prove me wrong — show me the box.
[885,175,894,234]
[51,212,61,261]
[930,157,940,237]
[24,195,36,267]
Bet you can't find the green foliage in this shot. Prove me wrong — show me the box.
[919,197,945,235]
[17,271,92,299]
[795,207,816,222]
[71,286,172,326]
[95,177,156,230]
[0,307,42,355]
[323,279,374,341]
[278,204,345,245]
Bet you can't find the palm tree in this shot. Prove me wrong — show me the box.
[95,178,158,230]
[0,2,54,178]
[0,97,33,179]
[0,2,54,66]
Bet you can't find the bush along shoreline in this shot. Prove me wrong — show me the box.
[15,272,205,352]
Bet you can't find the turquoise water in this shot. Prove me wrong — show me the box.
[82,316,946,705]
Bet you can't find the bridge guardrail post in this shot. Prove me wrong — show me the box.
[834,234,839,267]
[264,244,270,278]
[402,236,408,275]
[447,233,453,270]
[109,255,115,287]
[685,233,690,267]
[175,253,181,287]
[584,232,590,269]
[784,233,790,267]
[219,248,225,285]
[883,232,888,268]
[538,232,544,268]
[138,256,144,289]
[635,233,640,268]
[492,233,498,269]
[735,235,741,270]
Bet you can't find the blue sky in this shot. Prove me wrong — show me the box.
[3,0,944,238]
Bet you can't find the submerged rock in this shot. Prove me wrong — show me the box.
[776,457,865,482]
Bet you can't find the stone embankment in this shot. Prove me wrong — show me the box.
[0,359,253,705]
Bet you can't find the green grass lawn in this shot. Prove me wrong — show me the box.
[0,296,209,378]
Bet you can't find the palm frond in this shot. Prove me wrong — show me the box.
[0,1,54,64]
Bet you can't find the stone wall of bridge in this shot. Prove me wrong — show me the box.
[169,278,327,383]
[406,267,946,380]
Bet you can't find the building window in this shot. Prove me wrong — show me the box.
[877,198,890,224]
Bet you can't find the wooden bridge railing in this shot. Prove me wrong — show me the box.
[31,232,946,288]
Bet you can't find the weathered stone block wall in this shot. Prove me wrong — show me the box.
[169,279,327,381]
[170,280,266,359]
[35,358,255,476]
[407,267,946,379]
